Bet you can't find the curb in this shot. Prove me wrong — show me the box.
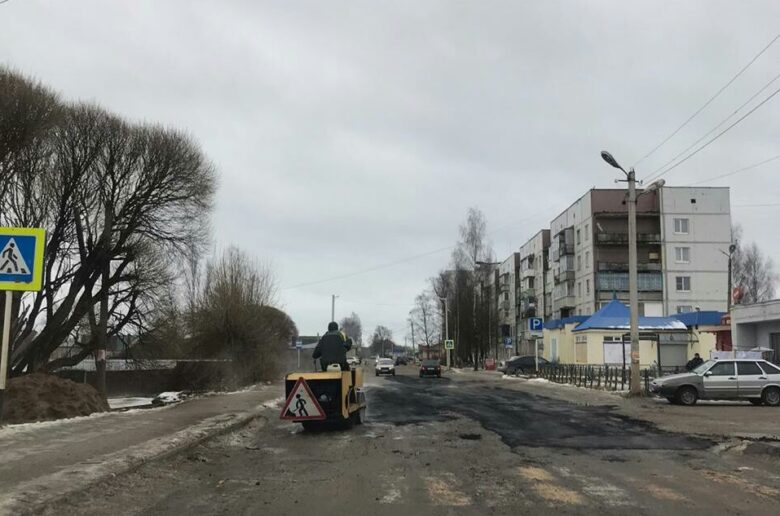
[2,397,282,516]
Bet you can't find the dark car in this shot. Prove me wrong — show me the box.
[395,357,408,366]
[504,355,548,375]
[419,359,442,378]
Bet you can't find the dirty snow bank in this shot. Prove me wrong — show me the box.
[1,373,109,424]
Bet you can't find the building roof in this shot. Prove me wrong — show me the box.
[670,310,725,327]
[544,316,589,330]
[572,299,687,332]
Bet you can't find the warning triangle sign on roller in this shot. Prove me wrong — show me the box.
[280,377,326,421]
[0,238,31,276]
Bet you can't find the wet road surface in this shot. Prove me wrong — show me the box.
[42,367,780,515]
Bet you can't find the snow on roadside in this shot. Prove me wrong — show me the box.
[107,397,154,409]
[260,396,284,409]
[527,378,550,383]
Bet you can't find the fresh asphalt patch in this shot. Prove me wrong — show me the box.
[368,375,711,451]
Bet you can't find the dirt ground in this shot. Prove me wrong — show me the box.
[1,373,108,424]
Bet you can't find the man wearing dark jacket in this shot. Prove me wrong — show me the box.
[313,322,352,371]
[686,353,704,371]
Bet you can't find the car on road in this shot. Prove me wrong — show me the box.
[347,356,361,367]
[375,358,395,376]
[649,358,780,406]
[419,359,442,378]
[395,357,408,366]
[502,355,549,375]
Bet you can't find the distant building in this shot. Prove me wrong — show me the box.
[547,187,730,320]
[517,230,550,354]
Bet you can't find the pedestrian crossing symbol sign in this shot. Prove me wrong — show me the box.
[280,377,326,421]
[0,227,46,291]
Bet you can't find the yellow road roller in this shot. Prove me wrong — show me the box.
[280,365,366,430]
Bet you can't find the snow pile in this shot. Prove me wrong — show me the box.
[152,391,185,406]
[107,397,154,410]
[1,373,109,424]
[528,378,550,384]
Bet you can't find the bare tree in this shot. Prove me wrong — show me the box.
[189,247,291,382]
[411,291,438,357]
[2,69,217,379]
[731,224,778,304]
[339,312,362,348]
[369,325,394,357]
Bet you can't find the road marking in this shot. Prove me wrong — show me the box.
[380,488,402,504]
[554,466,634,507]
[518,466,555,482]
[518,466,584,506]
[644,484,685,502]
[425,475,472,506]
[702,470,780,498]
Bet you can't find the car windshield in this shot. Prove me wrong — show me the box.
[693,360,715,375]
[378,359,393,365]
[422,360,439,366]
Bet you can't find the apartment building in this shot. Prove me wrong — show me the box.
[516,230,550,354]
[547,187,730,320]
[496,253,520,345]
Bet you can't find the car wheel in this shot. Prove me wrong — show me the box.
[392,371,396,376]
[761,386,780,406]
[375,372,378,376]
[676,386,698,406]
[749,399,764,406]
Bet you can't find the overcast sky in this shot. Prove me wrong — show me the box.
[2,1,779,343]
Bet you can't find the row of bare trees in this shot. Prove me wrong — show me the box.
[407,207,497,367]
[1,68,296,389]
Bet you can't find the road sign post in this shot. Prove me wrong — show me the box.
[444,339,454,368]
[528,317,544,373]
[0,227,46,421]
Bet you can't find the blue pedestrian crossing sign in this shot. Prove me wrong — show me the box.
[0,227,46,291]
[528,317,544,334]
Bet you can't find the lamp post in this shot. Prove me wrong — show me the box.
[600,151,664,396]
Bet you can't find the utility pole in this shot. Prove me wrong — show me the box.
[331,294,338,322]
[602,151,664,396]
[410,318,415,361]
[721,244,737,310]
[440,297,450,368]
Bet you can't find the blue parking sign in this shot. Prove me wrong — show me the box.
[529,317,544,333]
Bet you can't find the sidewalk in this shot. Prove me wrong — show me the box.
[0,385,283,515]
[452,368,780,442]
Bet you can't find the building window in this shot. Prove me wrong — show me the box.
[676,305,693,313]
[578,282,582,297]
[577,255,582,271]
[576,229,581,245]
[585,251,590,269]
[675,276,691,292]
[675,247,690,263]
[585,224,589,241]
[586,279,590,294]
[674,218,689,234]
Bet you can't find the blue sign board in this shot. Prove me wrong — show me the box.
[0,228,46,291]
[528,317,544,333]
[503,337,513,349]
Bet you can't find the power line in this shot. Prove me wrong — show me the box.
[633,32,780,168]
[281,211,555,291]
[644,83,780,182]
[688,153,780,186]
[646,69,780,180]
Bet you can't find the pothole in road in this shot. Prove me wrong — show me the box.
[459,433,482,441]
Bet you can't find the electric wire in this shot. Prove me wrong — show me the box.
[633,32,780,168]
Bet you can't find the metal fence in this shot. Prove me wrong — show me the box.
[537,364,659,394]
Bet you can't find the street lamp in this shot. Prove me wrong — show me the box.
[601,151,664,396]
[331,294,339,322]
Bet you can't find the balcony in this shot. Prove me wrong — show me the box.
[554,270,575,283]
[597,262,662,272]
[596,272,663,292]
[596,233,661,245]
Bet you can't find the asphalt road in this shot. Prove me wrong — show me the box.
[43,366,780,515]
